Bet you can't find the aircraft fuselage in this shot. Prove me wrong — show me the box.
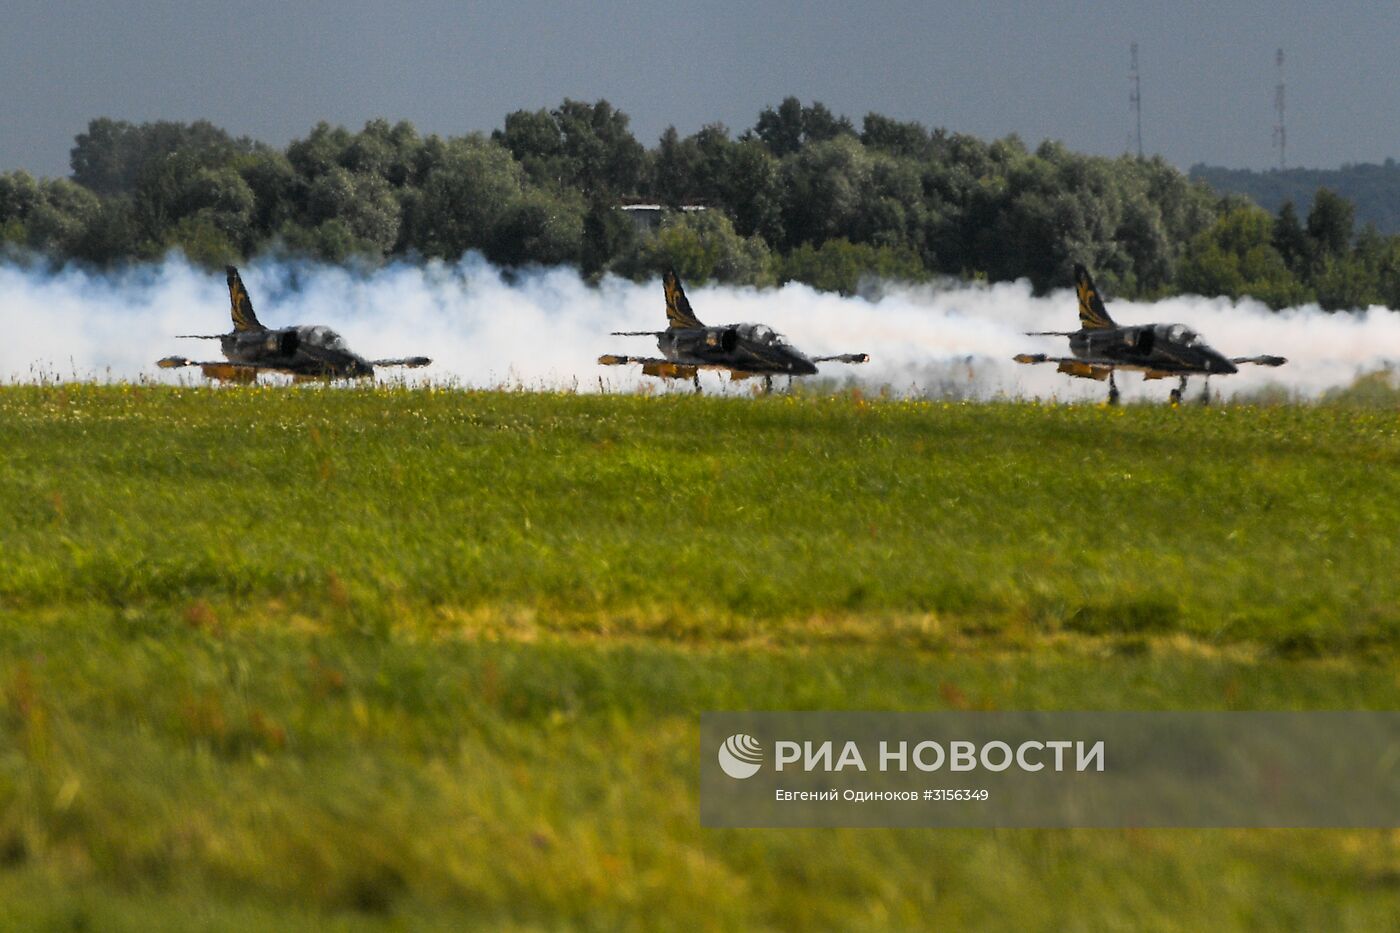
[1069,324,1238,375]
[659,324,818,375]
[221,325,374,378]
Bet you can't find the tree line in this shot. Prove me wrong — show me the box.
[0,98,1396,308]
[1192,161,1400,236]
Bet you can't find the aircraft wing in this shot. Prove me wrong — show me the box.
[599,353,749,379]
[811,353,870,364]
[369,356,432,368]
[598,354,671,367]
[157,356,267,371]
[1013,353,1125,381]
[1231,355,1287,367]
[598,354,778,372]
[156,356,282,383]
[1015,353,1173,370]
[1014,353,1123,367]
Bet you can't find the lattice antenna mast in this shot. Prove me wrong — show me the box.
[1272,49,1286,170]
[1129,42,1144,159]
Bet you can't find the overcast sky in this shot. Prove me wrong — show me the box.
[4,1,1397,179]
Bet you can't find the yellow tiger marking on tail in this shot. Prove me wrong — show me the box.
[1073,264,1116,331]
[226,266,263,333]
[663,269,703,329]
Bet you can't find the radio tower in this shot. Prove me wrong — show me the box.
[1129,42,1144,158]
[1272,48,1286,170]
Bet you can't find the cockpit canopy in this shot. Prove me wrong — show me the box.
[300,325,350,352]
[1160,323,1203,347]
[737,323,789,346]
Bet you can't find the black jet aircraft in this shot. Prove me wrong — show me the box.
[598,269,869,391]
[157,267,431,382]
[1014,264,1286,404]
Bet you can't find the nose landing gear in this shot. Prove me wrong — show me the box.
[1169,375,1187,406]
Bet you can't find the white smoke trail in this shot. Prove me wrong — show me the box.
[1,253,1396,399]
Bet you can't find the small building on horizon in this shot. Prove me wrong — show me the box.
[618,203,708,235]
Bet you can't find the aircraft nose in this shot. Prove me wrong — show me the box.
[786,352,818,375]
[1208,351,1238,375]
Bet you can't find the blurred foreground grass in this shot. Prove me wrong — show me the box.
[2,384,1400,930]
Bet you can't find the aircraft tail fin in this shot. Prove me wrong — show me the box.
[226,266,264,332]
[1073,264,1116,330]
[663,268,703,329]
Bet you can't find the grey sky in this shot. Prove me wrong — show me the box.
[4,1,1397,179]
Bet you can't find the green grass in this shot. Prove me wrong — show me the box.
[2,384,1400,930]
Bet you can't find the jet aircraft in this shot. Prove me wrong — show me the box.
[1014,264,1286,404]
[157,267,431,382]
[598,269,869,391]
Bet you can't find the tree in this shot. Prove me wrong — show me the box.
[1312,223,1386,311]
[1364,233,1400,309]
[1312,254,1376,311]
[983,143,1124,292]
[552,99,645,197]
[69,119,135,195]
[306,167,400,254]
[1272,201,1309,276]
[777,239,927,294]
[286,122,353,180]
[13,106,1400,305]
[238,148,300,239]
[753,97,805,157]
[713,137,782,243]
[494,100,644,198]
[580,198,637,278]
[753,97,855,156]
[1306,188,1355,260]
[609,209,770,285]
[274,218,368,264]
[797,101,854,146]
[485,190,584,267]
[166,214,239,267]
[342,121,394,179]
[652,126,703,206]
[776,135,873,249]
[403,137,525,259]
[1177,205,1308,308]
[860,113,932,159]
[71,198,146,265]
[70,118,249,196]
[0,172,43,226]
[493,109,563,186]
[1112,188,1172,296]
[24,179,102,257]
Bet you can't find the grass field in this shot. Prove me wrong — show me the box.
[2,384,1400,930]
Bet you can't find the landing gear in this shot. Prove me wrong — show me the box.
[1199,377,1212,406]
[763,375,774,394]
[693,373,702,395]
[1107,371,1120,406]
[1169,375,1187,406]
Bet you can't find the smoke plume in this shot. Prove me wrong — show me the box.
[1,253,1396,400]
